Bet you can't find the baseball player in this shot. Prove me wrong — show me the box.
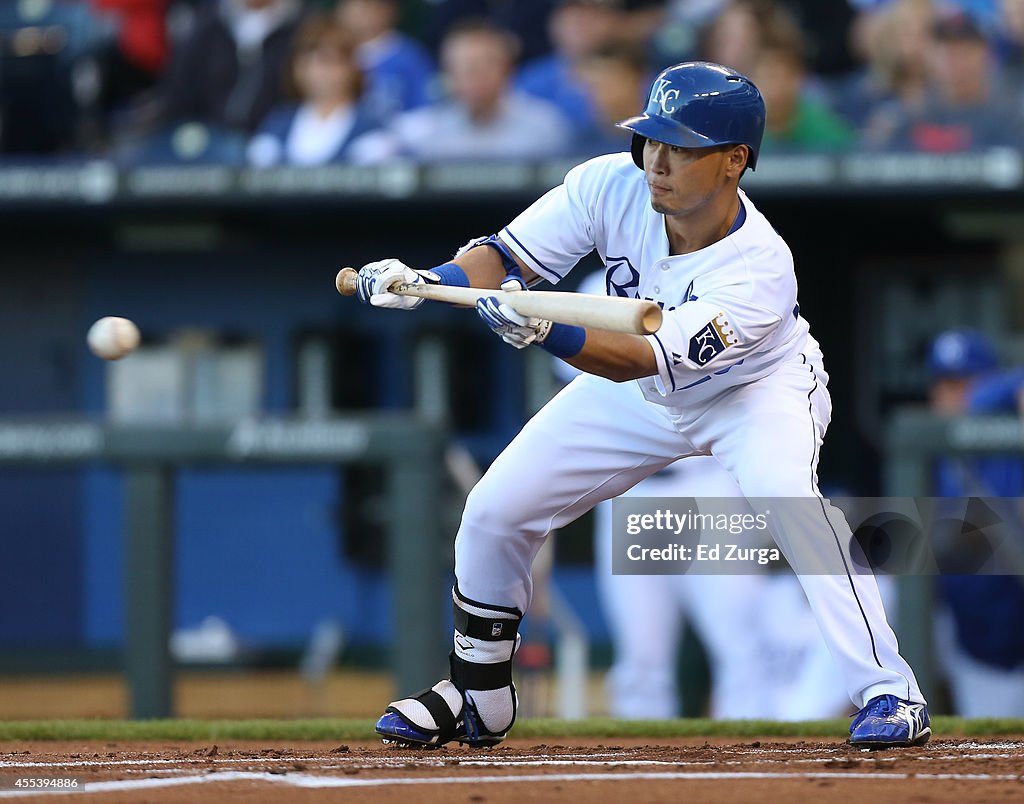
[356,61,930,748]
[926,328,1024,717]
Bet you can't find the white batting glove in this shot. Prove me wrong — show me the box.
[356,259,437,309]
[476,277,553,349]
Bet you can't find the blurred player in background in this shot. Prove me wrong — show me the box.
[356,60,929,749]
[926,328,1024,717]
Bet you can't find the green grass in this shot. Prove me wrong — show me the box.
[1,717,1023,742]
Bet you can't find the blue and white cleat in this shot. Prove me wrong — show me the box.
[849,694,931,748]
[375,680,509,749]
[375,709,450,748]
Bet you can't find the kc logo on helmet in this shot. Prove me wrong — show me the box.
[651,78,681,114]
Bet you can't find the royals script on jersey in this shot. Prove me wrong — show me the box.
[499,153,824,407]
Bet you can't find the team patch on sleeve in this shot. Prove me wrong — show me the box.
[688,312,739,367]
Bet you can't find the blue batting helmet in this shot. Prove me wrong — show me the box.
[927,328,999,379]
[617,61,766,170]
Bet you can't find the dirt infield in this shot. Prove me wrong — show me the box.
[2,736,1023,803]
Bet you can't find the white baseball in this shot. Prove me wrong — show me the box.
[87,316,141,361]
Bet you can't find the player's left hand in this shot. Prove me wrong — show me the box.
[476,277,552,349]
[356,258,438,309]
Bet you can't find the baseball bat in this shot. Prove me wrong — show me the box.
[335,267,662,335]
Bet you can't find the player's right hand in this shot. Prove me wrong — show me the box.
[356,259,433,309]
[476,277,553,349]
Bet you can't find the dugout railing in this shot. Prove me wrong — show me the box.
[0,414,448,719]
[0,149,1020,208]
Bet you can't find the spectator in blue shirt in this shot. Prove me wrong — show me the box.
[334,0,435,118]
[926,327,1024,717]
[247,13,385,167]
[514,0,625,135]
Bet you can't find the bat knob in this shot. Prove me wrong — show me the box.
[336,267,359,296]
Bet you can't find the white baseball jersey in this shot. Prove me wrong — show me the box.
[453,152,924,712]
[500,152,823,406]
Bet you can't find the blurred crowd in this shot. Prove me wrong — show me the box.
[1,0,1022,165]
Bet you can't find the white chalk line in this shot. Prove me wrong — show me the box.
[952,741,1023,750]
[1,769,1023,798]
[0,755,337,770]
[450,752,1019,767]
[1,743,1018,772]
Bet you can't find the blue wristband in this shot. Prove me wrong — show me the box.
[539,323,586,359]
[431,262,470,288]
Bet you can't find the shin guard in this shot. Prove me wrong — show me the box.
[375,585,522,748]
[449,584,522,743]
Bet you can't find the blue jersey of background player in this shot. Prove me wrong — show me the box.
[927,328,1024,711]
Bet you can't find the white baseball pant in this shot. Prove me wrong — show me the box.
[454,363,924,708]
